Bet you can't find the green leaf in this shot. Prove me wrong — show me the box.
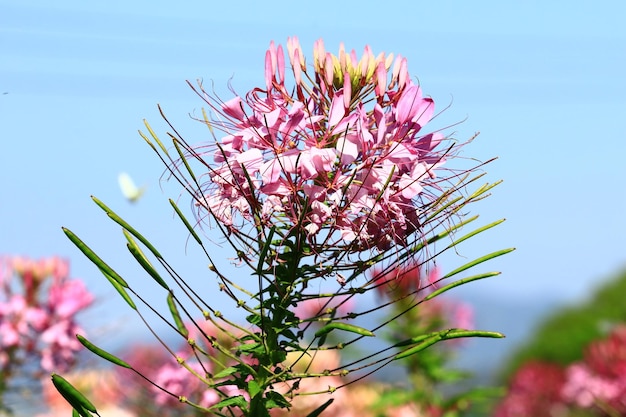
[76,335,132,369]
[246,313,262,326]
[167,293,189,337]
[211,395,248,410]
[265,391,290,409]
[90,196,163,259]
[213,366,238,379]
[247,380,262,398]
[62,227,128,288]
[237,342,264,354]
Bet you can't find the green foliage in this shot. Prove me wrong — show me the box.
[500,268,626,380]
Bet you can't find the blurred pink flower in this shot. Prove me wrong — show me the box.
[152,354,218,408]
[493,361,566,417]
[294,295,354,322]
[48,278,94,318]
[560,326,626,413]
[1,255,95,381]
[40,320,84,372]
[451,301,474,330]
[561,363,620,408]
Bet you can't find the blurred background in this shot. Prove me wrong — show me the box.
[1,0,625,406]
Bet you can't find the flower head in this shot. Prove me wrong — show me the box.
[182,38,465,265]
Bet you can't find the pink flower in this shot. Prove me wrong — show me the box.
[494,361,566,417]
[40,320,83,371]
[152,356,220,408]
[184,38,459,258]
[371,262,433,296]
[560,326,626,413]
[561,363,620,408]
[0,256,94,376]
[48,278,94,318]
[294,296,354,322]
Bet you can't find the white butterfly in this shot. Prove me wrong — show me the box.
[118,172,146,203]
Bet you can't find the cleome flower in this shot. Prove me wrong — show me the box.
[184,37,466,259]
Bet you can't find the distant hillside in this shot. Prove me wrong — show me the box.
[494,268,626,381]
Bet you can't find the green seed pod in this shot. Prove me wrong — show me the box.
[76,334,132,369]
[51,373,97,417]
[167,292,189,337]
[314,322,375,338]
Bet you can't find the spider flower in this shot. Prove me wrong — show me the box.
[183,37,466,260]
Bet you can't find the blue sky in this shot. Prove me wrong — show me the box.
[2,1,626,350]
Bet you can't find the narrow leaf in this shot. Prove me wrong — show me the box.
[76,335,132,368]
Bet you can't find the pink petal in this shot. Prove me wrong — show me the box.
[222,96,245,120]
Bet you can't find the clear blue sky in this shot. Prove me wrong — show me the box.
[2,1,625,347]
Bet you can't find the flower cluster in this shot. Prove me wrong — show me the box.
[191,37,455,254]
[495,326,626,416]
[0,256,94,393]
[561,326,626,413]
